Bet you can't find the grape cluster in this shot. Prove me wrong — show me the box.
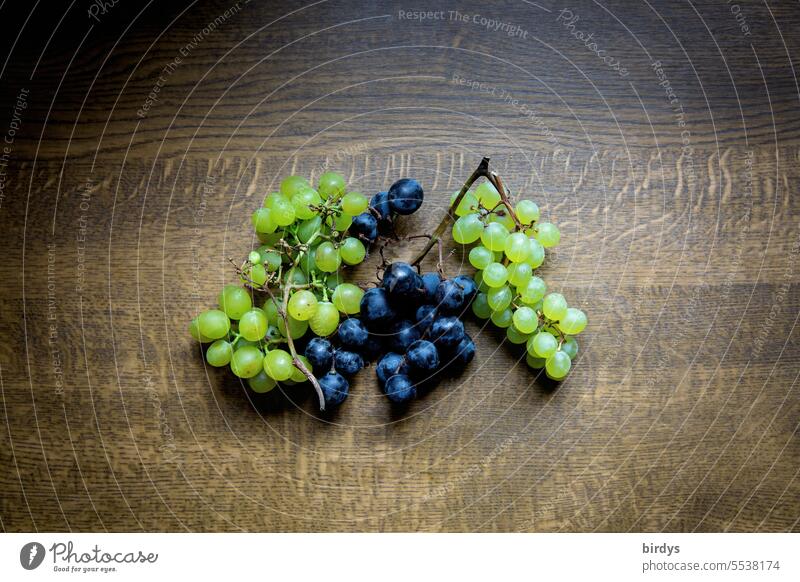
[189,172,424,405]
[450,180,587,380]
[303,262,477,406]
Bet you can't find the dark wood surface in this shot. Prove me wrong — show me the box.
[1,0,798,532]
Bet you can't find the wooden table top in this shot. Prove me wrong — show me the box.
[1,0,798,532]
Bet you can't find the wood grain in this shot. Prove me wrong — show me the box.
[0,0,798,532]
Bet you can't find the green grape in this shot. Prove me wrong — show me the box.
[277,314,308,339]
[535,222,561,248]
[309,301,340,336]
[331,283,363,314]
[482,262,508,288]
[529,331,558,358]
[546,351,571,379]
[507,262,533,288]
[317,172,346,199]
[504,232,531,263]
[526,354,546,369]
[487,285,513,311]
[189,318,213,343]
[329,212,352,232]
[248,251,262,265]
[526,238,545,269]
[452,214,484,244]
[341,191,368,215]
[450,190,479,216]
[244,263,267,287]
[490,307,513,328]
[299,247,317,274]
[257,231,281,245]
[280,175,310,198]
[506,326,530,345]
[256,247,281,271]
[519,276,546,304]
[542,293,568,321]
[264,325,282,342]
[292,187,322,220]
[339,237,366,265]
[474,271,490,293]
[218,285,252,320]
[239,308,268,341]
[471,292,491,319]
[469,245,494,270]
[512,306,538,334]
[284,267,308,287]
[206,340,233,367]
[490,211,516,232]
[315,242,342,273]
[475,182,501,209]
[325,271,345,291]
[197,309,230,340]
[269,194,296,226]
[251,208,277,234]
[516,200,540,224]
[481,222,509,252]
[561,337,579,360]
[297,216,322,243]
[288,290,318,321]
[248,370,277,393]
[230,345,264,378]
[263,349,293,381]
[558,307,587,335]
[262,297,280,326]
[290,355,313,383]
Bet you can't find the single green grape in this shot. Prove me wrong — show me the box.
[450,190,479,216]
[341,191,368,215]
[283,267,308,287]
[230,345,264,378]
[299,247,317,274]
[248,370,277,393]
[535,222,561,248]
[331,283,363,314]
[526,238,545,269]
[506,325,530,345]
[239,308,268,341]
[197,309,230,340]
[277,314,308,339]
[558,307,587,335]
[206,340,233,367]
[218,285,252,320]
[471,292,492,319]
[561,337,579,360]
[339,237,366,265]
[546,351,571,379]
[309,301,340,336]
[474,271,490,293]
[507,262,533,288]
[526,354,546,369]
[481,222,509,252]
[290,355,313,383]
[469,245,494,270]
[487,285,513,311]
[245,263,267,286]
[330,212,352,232]
[529,331,558,358]
[297,216,322,243]
[292,187,322,220]
[504,232,531,263]
[257,248,281,272]
[519,276,546,304]
[268,194,296,226]
[542,293,568,321]
[263,349,293,381]
[490,307,514,328]
[317,172,346,199]
[315,242,342,273]
[248,251,262,265]
[516,200,540,224]
[325,271,345,292]
[452,214,484,244]
[189,318,213,343]
[288,290,318,321]
[482,262,508,288]
[512,306,538,334]
[475,182,501,209]
[490,211,516,232]
[280,175,310,198]
[251,208,277,234]
[262,297,280,326]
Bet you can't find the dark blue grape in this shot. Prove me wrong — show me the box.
[421,272,442,302]
[388,319,422,352]
[337,318,369,350]
[453,274,477,301]
[415,305,436,332]
[375,352,410,385]
[384,374,417,403]
[370,191,392,220]
[382,262,422,299]
[388,178,423,215]
[359,287,397,328]
[440,334,476,374]
[350,212,378,242]
[435,279,467,313]
[333,350,364,377]
[304,337,334,373]
[406,339,440,374]
[429,316,465,350]
[360,334,384,361]
[319,372,349,407]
